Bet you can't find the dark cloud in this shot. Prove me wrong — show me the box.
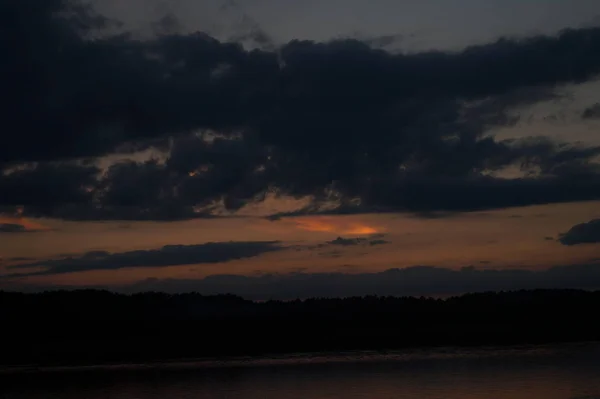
[6,241,282,277]
[326,236,390,246]
[0,163,98,208]
[582,103,600,119]
[8,136,598,220]
[268,168,600,216]
[0,224,26,233]
[358,173,600,213]
[327,236,369,246]
[3,0,600,220]
[122,263,600,300]
[369,239,390,246]
[291,235,389,255]
[559,219,600,245]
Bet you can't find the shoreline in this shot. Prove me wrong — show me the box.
[2,340,598,375]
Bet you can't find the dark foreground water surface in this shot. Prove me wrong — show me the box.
[3,343,600,399]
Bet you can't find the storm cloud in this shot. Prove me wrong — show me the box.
[3,0,600,220]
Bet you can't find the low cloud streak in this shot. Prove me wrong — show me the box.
[6,241,283,277]
[118,263,600,299]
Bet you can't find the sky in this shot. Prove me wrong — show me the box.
[1,0,600,299]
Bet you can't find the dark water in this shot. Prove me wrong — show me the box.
[3,343,600,399]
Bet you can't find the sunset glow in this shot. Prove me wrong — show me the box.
[291,216,382,235]
[5,2,600,396]
[1,0,600,299]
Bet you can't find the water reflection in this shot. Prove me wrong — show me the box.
[3,343,600,399]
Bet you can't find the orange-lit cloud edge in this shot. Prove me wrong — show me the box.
[287,216,384,235]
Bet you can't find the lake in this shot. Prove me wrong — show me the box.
[3,343,600,399]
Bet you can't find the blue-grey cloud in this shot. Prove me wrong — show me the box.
[583,103,600,119]
[560,219,600,245]
[6,241,283,276]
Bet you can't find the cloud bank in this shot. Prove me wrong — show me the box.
[2,0,600,220]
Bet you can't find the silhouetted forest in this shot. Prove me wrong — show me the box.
[2,289,600,367]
